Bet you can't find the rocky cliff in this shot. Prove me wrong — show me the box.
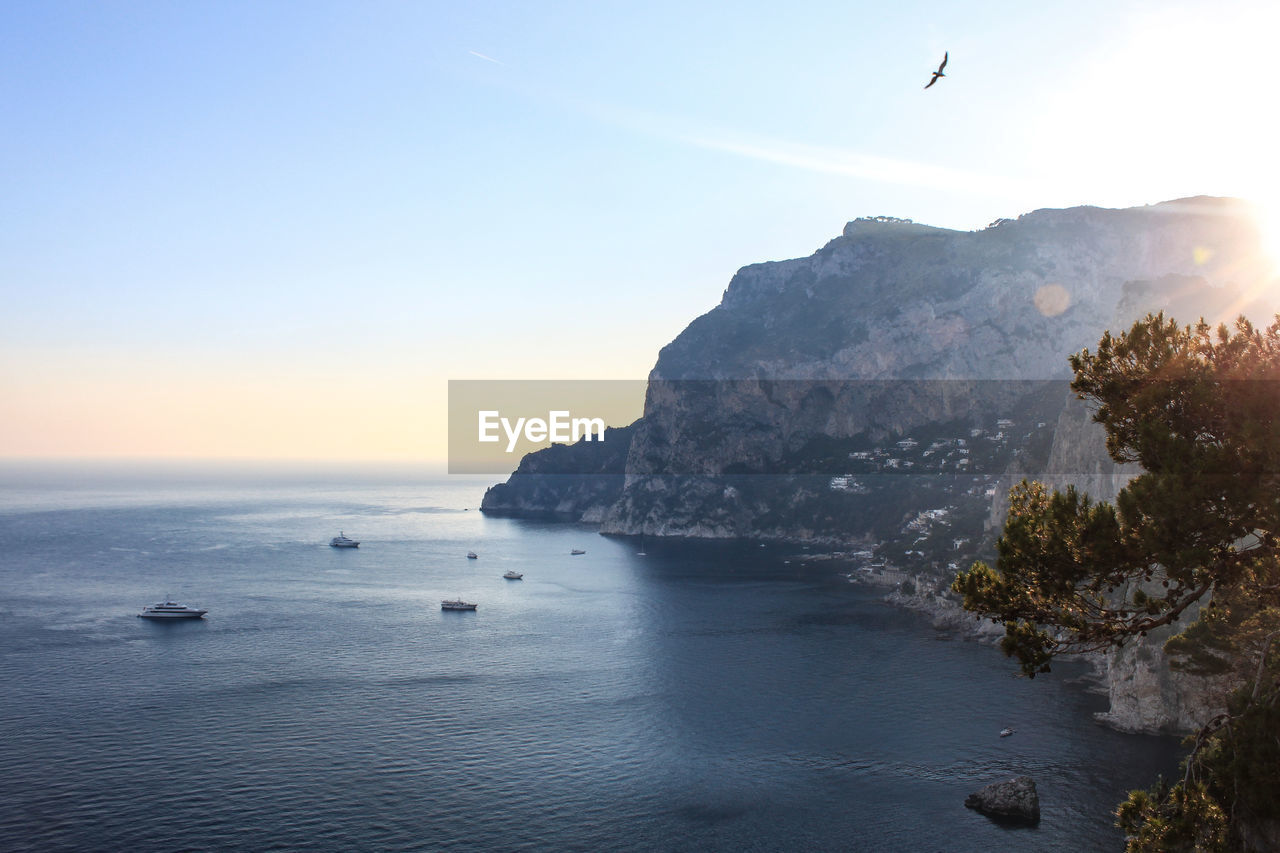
[486,197,1269,537]
[601,198,1273,540]
[487,197,1275,550]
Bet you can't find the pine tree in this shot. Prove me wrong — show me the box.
[953,313,1280,851]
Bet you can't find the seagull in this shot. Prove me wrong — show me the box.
[924,52,948,89]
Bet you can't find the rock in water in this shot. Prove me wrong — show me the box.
[964,775,1040,824]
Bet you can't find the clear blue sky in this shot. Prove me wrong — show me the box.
[3,0,1277,460]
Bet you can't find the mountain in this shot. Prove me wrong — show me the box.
[486,197,1275,548]
[480,197,1278,734]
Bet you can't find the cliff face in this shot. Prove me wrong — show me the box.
[600,197,1273,541]
[1093,612,1235,734]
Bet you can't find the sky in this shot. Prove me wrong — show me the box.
[4,0,1280,463]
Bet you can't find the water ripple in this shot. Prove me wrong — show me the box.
[0,478,1180,852]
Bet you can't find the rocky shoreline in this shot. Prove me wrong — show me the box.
[833,552,1231,733]
[789,548,1228,734]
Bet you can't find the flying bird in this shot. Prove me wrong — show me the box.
[924,52,948,89]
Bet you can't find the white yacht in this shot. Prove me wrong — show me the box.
[999,727,1015,738]
[138,600,207,619]
[441,599,478,611]
[503,570,523,580]
[330,532,360,548]
[570,548,586,555]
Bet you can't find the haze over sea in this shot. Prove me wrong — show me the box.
[0,464,1179,851]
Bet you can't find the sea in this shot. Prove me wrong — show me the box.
[0,463,1181,852]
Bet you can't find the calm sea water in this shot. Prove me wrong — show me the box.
[0,466,1180,852]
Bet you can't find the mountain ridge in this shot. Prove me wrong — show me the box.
[484,196,1276,540]
[479,196,1278,733]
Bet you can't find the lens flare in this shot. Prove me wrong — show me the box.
[1034,284,1071,317]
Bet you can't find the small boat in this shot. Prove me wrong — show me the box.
[999,727,1015,738]
[466,551,478,559]
[139,600,207,619]
[441,599,477,611]
[330,532,359,548]
[503,570,523,580]
[570,548,586,555]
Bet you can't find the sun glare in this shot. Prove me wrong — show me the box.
[1251,200,1280,276]
[1030,4,1280,235]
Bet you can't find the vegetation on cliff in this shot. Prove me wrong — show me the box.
[954,313,1280,850]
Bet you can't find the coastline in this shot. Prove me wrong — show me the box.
[794,548,1144,715]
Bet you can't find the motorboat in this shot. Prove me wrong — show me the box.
[441,599,478,611]
[570,549,586,555]
[503,570,523,580]
[466,551,478,559]
[999,728,1015,738]
[330,532,360,548]
[138,600,207,619]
